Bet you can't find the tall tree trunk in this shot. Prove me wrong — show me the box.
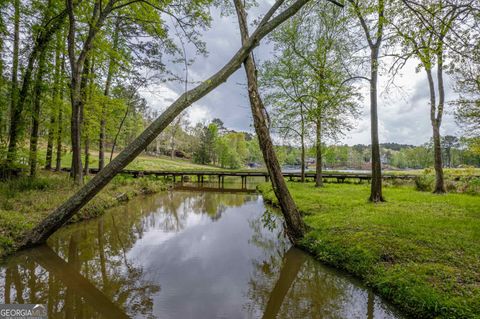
[300,105,305,182]
[55,55,66,171]
[369,46,384,202]
[67,0,84,185]
[234,0,306,243]
[426,67,445,193]
[84,137,90,175]
[45,118,56,169]
[435,50,446,193]
[99,18,120,170]
[315,117,323,187]
[6,0,20,167]
[28,49,48,177]
[69,53,90,184]
[46,31,63,170]
[18,0,311,248]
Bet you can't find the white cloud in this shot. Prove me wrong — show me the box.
[138,2,462,146]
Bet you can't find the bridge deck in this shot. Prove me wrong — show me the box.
[63,168,420,180]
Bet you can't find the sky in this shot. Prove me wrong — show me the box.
[139,1,461,146]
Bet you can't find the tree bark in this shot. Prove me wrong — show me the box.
[349,0,384,202]
[18,0,311,248]
[46,31,63,170]
[315,117,323,187]
[28,48,48,177]
[234,0,306,243]
[55,54,66,171]
[369,46,384,202]
[84,137,90,175]
[300,104,305,182]
[426,67,445,193]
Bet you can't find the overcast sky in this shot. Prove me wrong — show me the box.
[139,1,461,146]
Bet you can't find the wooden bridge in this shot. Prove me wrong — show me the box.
[65,168,419,188]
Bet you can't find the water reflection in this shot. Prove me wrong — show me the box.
[1,191,402,318]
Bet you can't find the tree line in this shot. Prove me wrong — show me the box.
[260,0,479,199]
[0,0,211,183]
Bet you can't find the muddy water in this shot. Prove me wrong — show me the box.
[0,190,403,318]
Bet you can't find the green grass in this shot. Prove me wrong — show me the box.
[258,182,480,319]
[39,148,222,171]
[0,171,167,258]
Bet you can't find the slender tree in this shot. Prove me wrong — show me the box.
[347,0,386,202]
[395,0,472,193]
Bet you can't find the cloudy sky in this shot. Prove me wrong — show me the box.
[139,1,461,146]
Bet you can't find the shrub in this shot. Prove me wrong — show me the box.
[462,177,480,195]
[414,174,435,192]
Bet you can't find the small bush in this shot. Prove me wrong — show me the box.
[462,177,480,195]
[414,174,435,192]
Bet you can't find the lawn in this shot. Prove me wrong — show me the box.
[258,182,480,319]
[42,149,222,171]
[12,144,221,172]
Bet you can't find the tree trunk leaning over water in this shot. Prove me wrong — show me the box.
[234,0,307,244]
[18,0,313,249]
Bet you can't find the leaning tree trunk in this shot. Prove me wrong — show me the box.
[315,117,323,187]
[28,48,48,177]
[369,46,384,202]
[234,0,306,243]
[18,0,311,249]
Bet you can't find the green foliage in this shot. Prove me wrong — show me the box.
[259,182,480,318]
[414,173,435,191]
[0,171,167,257]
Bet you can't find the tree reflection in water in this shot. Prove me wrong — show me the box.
[0,191,399,318]
[245,213,400,319]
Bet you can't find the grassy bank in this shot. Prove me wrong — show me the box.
[0,171,167,257]
[258,182,480,318]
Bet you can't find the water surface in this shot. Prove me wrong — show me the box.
[0,190,403,318]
